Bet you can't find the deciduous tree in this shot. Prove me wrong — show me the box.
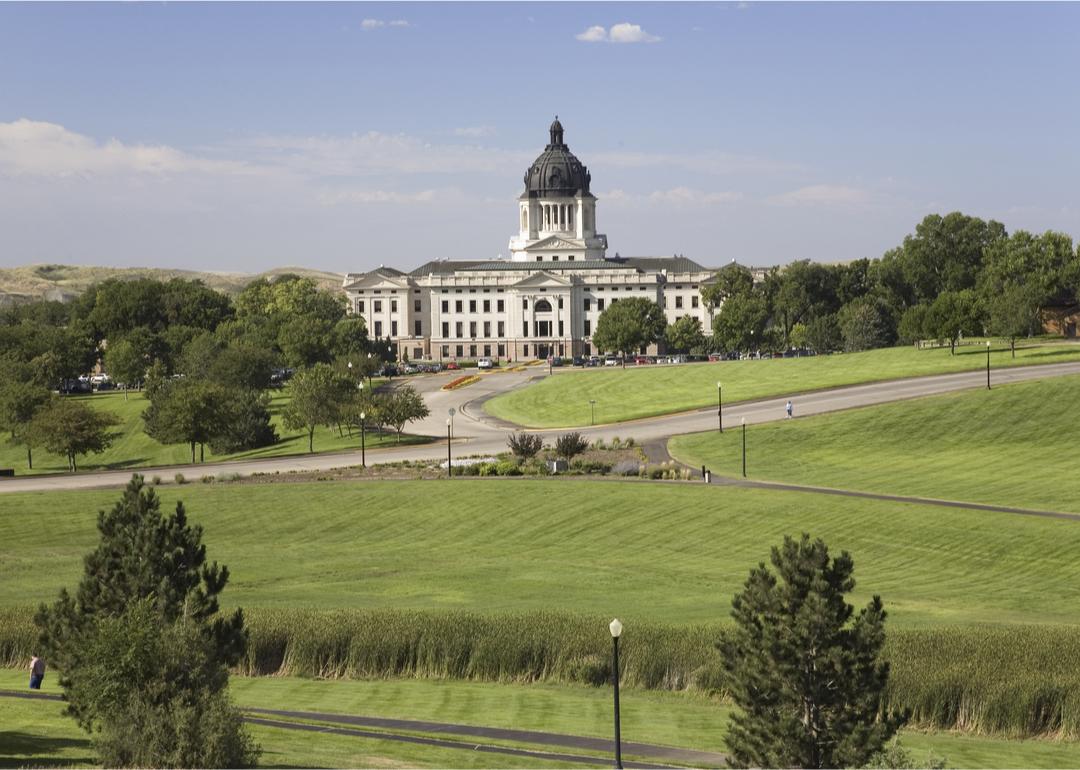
[592,297,667,365]
[381,385,430,443]
[281,363,352,453]
[30,397,121,472]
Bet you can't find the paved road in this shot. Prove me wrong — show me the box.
[3,360,1080,494]
[0,690,711,768]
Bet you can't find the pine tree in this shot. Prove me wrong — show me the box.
[719,533,907,769]
[35,475,247,730]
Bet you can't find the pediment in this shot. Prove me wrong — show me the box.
[511,270,573,289]
[343,272,412,291]
[528,236,585,251]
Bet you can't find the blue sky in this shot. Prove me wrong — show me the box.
[1,2,1077,273]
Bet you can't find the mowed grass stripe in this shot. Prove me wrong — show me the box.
[0,385,420,476]
[670,374,1080,514]
[484,341,1080,427]
[3,479,1080,626]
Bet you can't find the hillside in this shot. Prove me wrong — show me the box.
[0,263,344,304]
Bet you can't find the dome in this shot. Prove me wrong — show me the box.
[522,117,592,198]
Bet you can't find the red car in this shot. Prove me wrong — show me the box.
[446,361,460,370]
[633,356,652,365]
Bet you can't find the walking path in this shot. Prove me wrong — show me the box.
[0,690,719,768]
[2,360,1079,494]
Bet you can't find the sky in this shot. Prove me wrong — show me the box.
[1,2,1078,274]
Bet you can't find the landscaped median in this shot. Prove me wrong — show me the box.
[484,340,1080,428]
[442,374,482,390]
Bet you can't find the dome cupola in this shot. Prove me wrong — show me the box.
[523,116,592,198]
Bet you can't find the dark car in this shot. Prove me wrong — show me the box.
[379,364,398,377]
[572,356,585,367]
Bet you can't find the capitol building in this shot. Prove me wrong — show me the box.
[343,119,718,362]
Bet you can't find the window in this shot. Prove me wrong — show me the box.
[584,319,591,336]
[374,321,383,337]
[469,300,476,313]
[676,296,684,309]
[390,300,398,313]
[414,319,422,336]
[373,300,383,313]
[483,321,491,337]
[522,322,528,336]
[522,298,528,309]
[557,297,563,309]
[523,344,529,356]
[442,345,450,357]
[497,300,505,312]
[611,297,618,304]
[456,344,463,357]
[568,255,575,261]
[483,344,491,356]
[584,298,591,311]
[414,347,422,359]
[470,344,477,357]
[534,298,552,312]
[414,289,421,294]
[639,286,646,291]
[455,300,463,313]
[497,321,505,337]
[414,299,422,312]
[497,343,505,356]
[558,321,564,336]
[536,256,543,262]
[455,289,462,293]
[441,300,449,313]
[455,322,463,338]
[692,295,699,309]
[483,300,490,313]
[442,321,449,337]
[552,255,559,261]
[357,300,365,313]
[391,321,398,336]
[597,299,605,311]
[470,321,477,337]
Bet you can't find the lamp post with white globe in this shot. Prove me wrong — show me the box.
[359,411,366,468]
[609,618,623,769]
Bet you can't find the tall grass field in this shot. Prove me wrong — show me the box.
[670,374,1080,513]
[484,341,1080,427]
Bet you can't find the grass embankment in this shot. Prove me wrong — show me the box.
[2,480,1079,625]
[484,340,1080,427]
[670,374,1080,513]
[0,386,427,476]
[4,674,1079,768]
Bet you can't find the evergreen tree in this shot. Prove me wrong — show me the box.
[720,534,907,769]
[35,476,249,759]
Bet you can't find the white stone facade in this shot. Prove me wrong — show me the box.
[343,120,718,362]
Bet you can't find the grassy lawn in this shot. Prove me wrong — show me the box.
[3,479,1080,626]
[670,374,1080,514]
[0,385,428,476]
[484,340,1080,427]
[3,673,1077,768]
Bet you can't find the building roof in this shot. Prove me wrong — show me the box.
[408,260,489,276]
[522,117,593,199]
[406,255,712,276]
[618,256,709,273]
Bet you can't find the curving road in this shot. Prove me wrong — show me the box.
[3,360,1080,495]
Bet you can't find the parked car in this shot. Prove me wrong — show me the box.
[446,361,460,371]
[572,356,586,367]
[379,364,398,377]
[586,356,601,367]
[403,364,420,374]
[633,356,652,365]
[477,357,493,370]
[604,356,619,366]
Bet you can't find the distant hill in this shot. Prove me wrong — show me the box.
[0,264,344,305]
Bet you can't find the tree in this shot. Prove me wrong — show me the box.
[986,282,1041,358]
[142,379,226,464]
[104,337,147,399]
[665,316,707,354]
[554,432,590,461]
[209,344,279,391]
[773,260,839,345]
[923,289,982,354]
[30,397,121,472]
[712,293,769,354]
[35,476,254,767]
[897,304,930,346]
[839,297,893,352]
[206,389,278,455]
[898,212,1006,303]
[277,315,333,369]
[381,385,430,443]
[507,432,543,461]
[0,379,51,469]
[281,363,352,453]
[701,262,754,309]
[331,316,370,360]
[720,534,907,769]
[592,297,667,365]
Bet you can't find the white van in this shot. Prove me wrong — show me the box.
[477,357,494,370]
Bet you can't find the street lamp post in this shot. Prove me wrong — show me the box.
[741,417,747,478]
[590,399,597,426]
[986,340,991,390]
[446,418,452,478]
[448,406,456,439]
[359,411,366,468]
[609,618,623,770]
[717,382,723,433]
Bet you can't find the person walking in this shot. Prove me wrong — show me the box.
[29,653,45,690]
[785,400,793,419]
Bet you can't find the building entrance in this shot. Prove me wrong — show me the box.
[536,344,550,359]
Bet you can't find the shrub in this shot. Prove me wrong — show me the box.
[610,436,622,450]
[507,432,543,461]
[201,475,215,484]
[612,460,640,476]
[477,462,498,477]
[624,437,635,447]
[494,459,522,477]
[648,465,665,479]
[571,459,612,475]
[150,475,162,486]
[567,654,611,687]
[554,432,590,461]
[592,438,606,451]
[174,473,186,485]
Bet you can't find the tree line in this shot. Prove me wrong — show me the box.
[592,212,1080,360]
[0,273,407,470]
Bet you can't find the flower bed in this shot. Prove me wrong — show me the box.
[442,375,482,391]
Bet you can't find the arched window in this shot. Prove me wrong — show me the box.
[534,299,553,312]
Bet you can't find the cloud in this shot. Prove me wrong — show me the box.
[454,126,497,139]
[0,119,253,178]
[768,184,871,207]
[318,188,439,206]
[593,149,801,176]
[361,19,407,30]
[599,187,743,207]
[576,23,660,44]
